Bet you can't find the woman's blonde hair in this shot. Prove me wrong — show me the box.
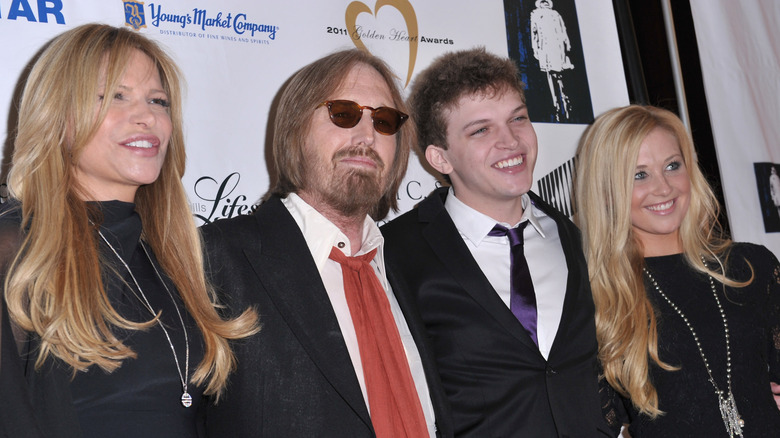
[574,104,746,416]
[5,23,257,399]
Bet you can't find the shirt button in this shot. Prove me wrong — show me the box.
[337,241,346,248]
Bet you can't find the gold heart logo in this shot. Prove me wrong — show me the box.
[345,0,418,87]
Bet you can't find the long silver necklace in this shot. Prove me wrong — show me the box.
[96,229,192,408]
[644,261,744,437]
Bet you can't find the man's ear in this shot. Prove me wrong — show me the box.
[425,145,453,175]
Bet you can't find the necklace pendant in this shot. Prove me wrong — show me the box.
[646,265,743,438]
[181,391,193,408]
[718,391,743,437]
[98,233,192,409]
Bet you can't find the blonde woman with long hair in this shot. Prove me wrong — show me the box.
[0,24,256,437]
[575,105,780,437]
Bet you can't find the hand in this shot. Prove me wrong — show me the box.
[771,381,780,410]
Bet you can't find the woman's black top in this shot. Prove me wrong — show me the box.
[603,243,780,437]
[0,200,205,438]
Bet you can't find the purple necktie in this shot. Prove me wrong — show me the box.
[489,222,538,345]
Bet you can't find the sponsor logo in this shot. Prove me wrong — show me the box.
[346,0,419,87]
[125,2,279,45]
[124,1,146,30]
[0,0,65,24]
[324,0,453,87]
[191,172,259,225]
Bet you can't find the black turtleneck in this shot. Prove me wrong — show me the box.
[71,200,206,437]
[0,200,206,438]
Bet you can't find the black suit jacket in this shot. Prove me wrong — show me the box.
[381,188,610,438]
[201,195,453,438]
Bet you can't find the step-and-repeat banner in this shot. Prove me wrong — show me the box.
[690,0,780,256]
[0,0,628,224]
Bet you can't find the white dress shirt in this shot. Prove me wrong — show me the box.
[282,193,436,437]
[444,188,567,359]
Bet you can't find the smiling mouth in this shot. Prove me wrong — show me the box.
[124,140,155,149]
[494,155,524,169]
[646,199,674,212]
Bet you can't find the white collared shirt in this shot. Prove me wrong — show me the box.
[444,188,567,359]
[282,193,436,437]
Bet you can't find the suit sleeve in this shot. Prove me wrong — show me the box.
[200,217,258,320]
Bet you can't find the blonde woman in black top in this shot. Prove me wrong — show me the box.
[575,105,780,437]
[0,23,257,437]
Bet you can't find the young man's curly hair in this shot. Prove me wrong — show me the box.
[408,46,527,155]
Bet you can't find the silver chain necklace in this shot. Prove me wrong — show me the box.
[96,229,192,408]
[644,260,744,437]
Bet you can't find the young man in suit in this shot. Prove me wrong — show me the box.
[201,49,452,438]
[381,47,610,437]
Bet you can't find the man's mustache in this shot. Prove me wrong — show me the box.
[332,145,385,170]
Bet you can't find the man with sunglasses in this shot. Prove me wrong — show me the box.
[381,48,610,437]
[201,49,452,438]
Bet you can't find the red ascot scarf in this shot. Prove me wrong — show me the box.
[328,247,428,438]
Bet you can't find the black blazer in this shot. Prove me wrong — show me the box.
[201,195,453,438]
[381,188,610,438]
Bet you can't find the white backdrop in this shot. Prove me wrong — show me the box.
[0,0,628,224]
[690,0,780,256]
